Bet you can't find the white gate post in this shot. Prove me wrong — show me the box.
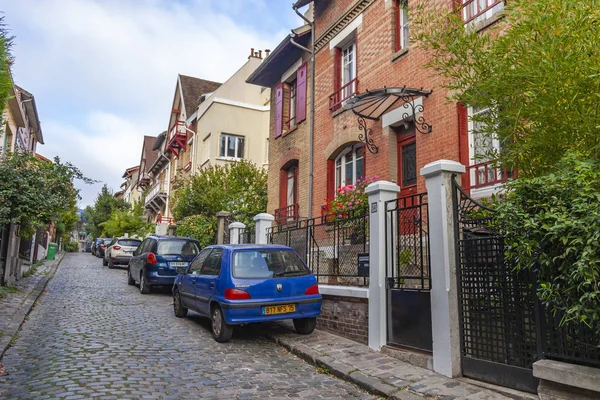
[229,222,246,244]
[254,213,274,244]
[365,181,400,351]
[420,160,465,378]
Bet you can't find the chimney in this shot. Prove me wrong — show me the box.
[265,49,271,57]
[250,48,254,57]
[258,50,262,59]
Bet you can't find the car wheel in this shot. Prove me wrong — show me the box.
[293,317,317,335]
[127,267,135,286]
[173,289,188,318]
[211,305,233,343]
[108,257,114,269]
[139,272,150,294]
[102,257,108,266]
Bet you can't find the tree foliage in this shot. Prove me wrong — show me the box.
[412,0,600,176]
[100,199,153,238]
[494,153,600,332]
[83,185,130,238]
[0,151,90,237]
[175,214,217,248]
[0,15,14,119]
[171,161,267,232]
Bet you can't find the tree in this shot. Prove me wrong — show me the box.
[412,0,600,177]
[83,185,130,238]
[0,15,14,120]
[100,200,152,238]
[170,161,267,244]
[0,151,91,237]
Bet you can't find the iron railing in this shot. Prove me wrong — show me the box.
[385,193,430,291]
[145,181,167,205]
[238,227,255,244]
[274,204,300,225]
[466,161,516,190]
[268,206,369,286]
[329,78,359,111]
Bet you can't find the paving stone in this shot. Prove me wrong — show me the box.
[0,253,376,399]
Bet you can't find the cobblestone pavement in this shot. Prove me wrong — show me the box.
[0,253,377,400]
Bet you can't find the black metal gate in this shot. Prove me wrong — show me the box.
[453,177,539,392]
[385,193,432,352]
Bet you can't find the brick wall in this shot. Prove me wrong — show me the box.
[312,0,461,216]
[317,294,368,344]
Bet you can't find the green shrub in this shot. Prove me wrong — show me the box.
[494,153,600,331]
[176,215,217,249]
[64,241,79,252]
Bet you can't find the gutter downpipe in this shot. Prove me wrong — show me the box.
[291,4,315,220]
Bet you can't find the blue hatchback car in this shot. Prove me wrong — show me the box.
[173,244,322,342]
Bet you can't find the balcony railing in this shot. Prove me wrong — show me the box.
[466,161,517,190]
[157,216,174,225]
[461,0,504,24]
[274,204,300,225]
[329,78,358,111]
[169,120,186,139]
[168,121,188,158]
[145,180,167,205]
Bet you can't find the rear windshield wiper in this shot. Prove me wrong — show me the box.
[274,270,306,277]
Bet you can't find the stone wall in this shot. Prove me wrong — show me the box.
[316,294,368,344]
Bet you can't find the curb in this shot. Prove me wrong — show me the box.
[264,332,424,400]
[0,252,65,359]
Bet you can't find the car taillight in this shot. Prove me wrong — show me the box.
[147,252,158,265]
[113,246,121,250]
[100,245,106,248]
[224,288,251,300]
[305,285,319,295]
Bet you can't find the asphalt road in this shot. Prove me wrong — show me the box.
[0,252,376,399]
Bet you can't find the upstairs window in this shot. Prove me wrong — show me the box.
[335,144,364,189]
[394,0,409,52]
[274,62,307,137]
[462,0,504,25]
[219,133,245,160]
[330,40,358,111]
[286,79,297,131]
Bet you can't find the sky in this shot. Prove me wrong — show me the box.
[0,0,303,207]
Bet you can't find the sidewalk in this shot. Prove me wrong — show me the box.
[264,322,538,400]
[0,252,65,360]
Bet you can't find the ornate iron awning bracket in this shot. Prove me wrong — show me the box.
[345,86,433,154]
[358,116,379,154]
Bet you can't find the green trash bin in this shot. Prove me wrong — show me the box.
[47,242,58,260]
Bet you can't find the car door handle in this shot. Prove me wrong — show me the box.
[210,282,215,288]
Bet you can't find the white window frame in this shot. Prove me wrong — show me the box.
[341,41,356,88]
[462,0,504,26]
[219,133,245,160]
[334,144,365,191]
[397,0,409,51]
[468,106,503,198]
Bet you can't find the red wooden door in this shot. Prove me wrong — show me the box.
[397,129,417,234]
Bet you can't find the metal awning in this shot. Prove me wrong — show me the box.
[343,86,433,154]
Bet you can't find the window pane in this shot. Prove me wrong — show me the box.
[356,155,364,180]
[219,135,226,157]
[335,164,342,189]
[287,168,295,206]
[227,136,235,157]
[237,137,245,159]
[345,157,353,185]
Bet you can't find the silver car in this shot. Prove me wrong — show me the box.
[104,237,142,268]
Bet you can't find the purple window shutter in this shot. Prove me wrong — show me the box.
[274,83,284,138]
[296,62,308,123]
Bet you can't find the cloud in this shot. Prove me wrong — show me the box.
[1,0,295,206]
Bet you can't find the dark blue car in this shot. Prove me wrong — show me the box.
[173,244,322,342]
[127,235,201,294]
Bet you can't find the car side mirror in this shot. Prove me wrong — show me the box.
[175,266,186,274]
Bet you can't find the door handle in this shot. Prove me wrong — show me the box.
[210,282,215,288]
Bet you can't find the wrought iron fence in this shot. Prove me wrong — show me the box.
[452,176,600,392]
[238,227,255,244]
[385,193,430,291]
[267,207,369,286]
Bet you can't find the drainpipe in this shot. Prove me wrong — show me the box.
[291,3,315,220]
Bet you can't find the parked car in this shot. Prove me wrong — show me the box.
[172,244,322,342]
[96,238,114,258]
[127,235,201,294]
[103,237,142,268]
[91,238,103,256]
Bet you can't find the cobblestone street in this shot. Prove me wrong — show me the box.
[0,253,376,399]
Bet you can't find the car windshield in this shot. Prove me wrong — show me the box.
[232,250,310,279]
[102,239,113,245]
[156,240,200,256]
[118,239,141,247]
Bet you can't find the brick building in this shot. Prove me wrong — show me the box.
[250,0,506,222]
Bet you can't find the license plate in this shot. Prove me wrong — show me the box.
[169,262,188,267]
[124,251,133,254]
[262,304,296,315]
